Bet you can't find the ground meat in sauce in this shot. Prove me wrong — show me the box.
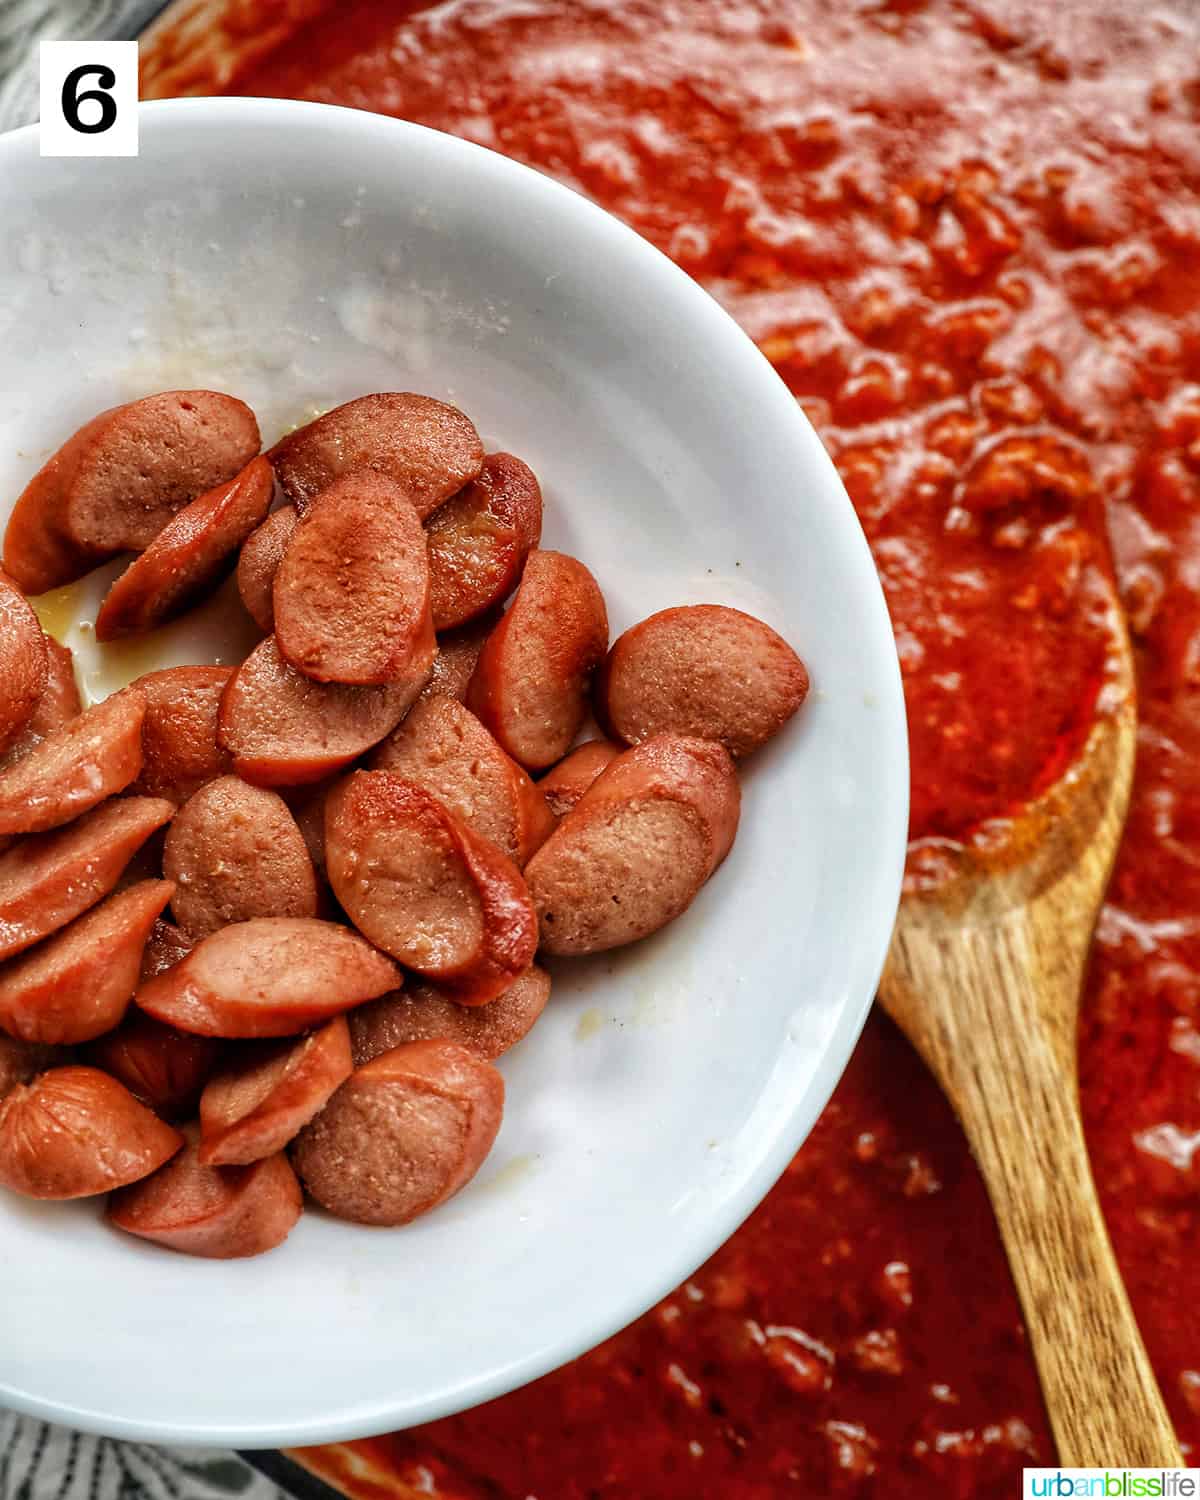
[142,0,1200,1491]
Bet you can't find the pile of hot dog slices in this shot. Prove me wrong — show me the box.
[0,389,809,1258]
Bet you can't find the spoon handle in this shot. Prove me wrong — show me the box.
[882,921,1183,1469]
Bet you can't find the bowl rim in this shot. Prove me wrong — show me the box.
[0,94,909,1446]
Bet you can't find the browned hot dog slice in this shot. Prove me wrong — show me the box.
[326,772,538,1005]
[538,739,622,817]
[0,797,173,962]
[139,918,194,981]
[164,776,319,939]
[136,917,401,1038]
[0,571,47,754]
[94,456,274,640]
[198,1015,353,1166]
[466,549,608,770]
[4,394,261,592]
[273,473,436,686]
[0,688,146,837]
[426,454,542,631]
[129,665,234,804]
[268,393,483,519]
[292,1039,503,1226]
[236,504,297,632]
[596,604,809,758]
[350,966,550,1066]
[0,1036,60,1102]
[418,613,497,706]
[1,638,82,774]
[525,734,740,955]
[108,1123,302,1258]
[87,1011,219,1120]
[218,636,421,786]
[0,880,174,1046]
[0,1066,182,1199]
[369,695,555,867]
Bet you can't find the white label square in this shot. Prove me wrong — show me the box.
[39,40,139,157]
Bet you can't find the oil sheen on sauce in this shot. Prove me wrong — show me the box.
[142,0,1200,1491]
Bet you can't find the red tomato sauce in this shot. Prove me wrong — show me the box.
[147,0,1200,1491]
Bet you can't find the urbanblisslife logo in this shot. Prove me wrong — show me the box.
[1024,1472,1200,1497]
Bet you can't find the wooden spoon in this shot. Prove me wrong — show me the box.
[880,593,1183,1467]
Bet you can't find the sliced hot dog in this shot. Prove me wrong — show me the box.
[326,772,538,1005]
[129,665,234,804]
[418,613,497,706]
[0,571,47,754]
[108,1123,302,1258]
[140,918,195,982]
[350,966,550,1066]
[538,739,622,817]
[95,456,274,640]
[283,780,334,877]
[369,695,555,867]
[596,604,809,758]
[136,917,401,1038]
[0,797,173,963]
[466,549,608,770]
[0,688,146,837]
[291,1040,504,1226]
[273,473,436,686]
[0,639,82,773]
[426,453,542,631]
[87,1011,219,1120]
[268,393,483,519]
[0,880,174,1046]
[164,775,319,939]
[0,1066,182,1199]
[198,1015,353,1166]
[236,504,297,632]
[218,636,421,786]
[525,734,740,954]
[0,1036,60,1103]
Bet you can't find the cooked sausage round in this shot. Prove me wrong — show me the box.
[198,1015,353,1166]
[419,613,497,706]
[95,456,274,640]
[273,472,436,686]
[525,735,741,955]
[466,549,608,770]
[109,1123,302,1258]
[53,391,260,555]
[0,1036,60,1103]
[237,504,297,632]
[0,1066,182,1199]
[350,966,550,1065]
[0,572,47,755]
[369,695,555,867]
[0,797,173,963]
[164,776,319,940]
[537,739,622,817]
[1,638,82,775]
[596,604,809,758]
[129,665,234,804]
[291,1040,504,1226]
[426,454,542,631]
[0,880,174,1046]
[87,1011,219,1119]
[268,393,483,519]
[136,917,401,1038]
[219,637,423,786]
[0,688,145,837]
[283,780,334,877]
[326,772,538,1005]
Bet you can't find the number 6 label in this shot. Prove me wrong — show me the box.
[40,41,138,157]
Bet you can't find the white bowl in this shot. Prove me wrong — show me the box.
[0,98,907,1446]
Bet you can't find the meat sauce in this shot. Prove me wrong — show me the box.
[145,1,1200,1491]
